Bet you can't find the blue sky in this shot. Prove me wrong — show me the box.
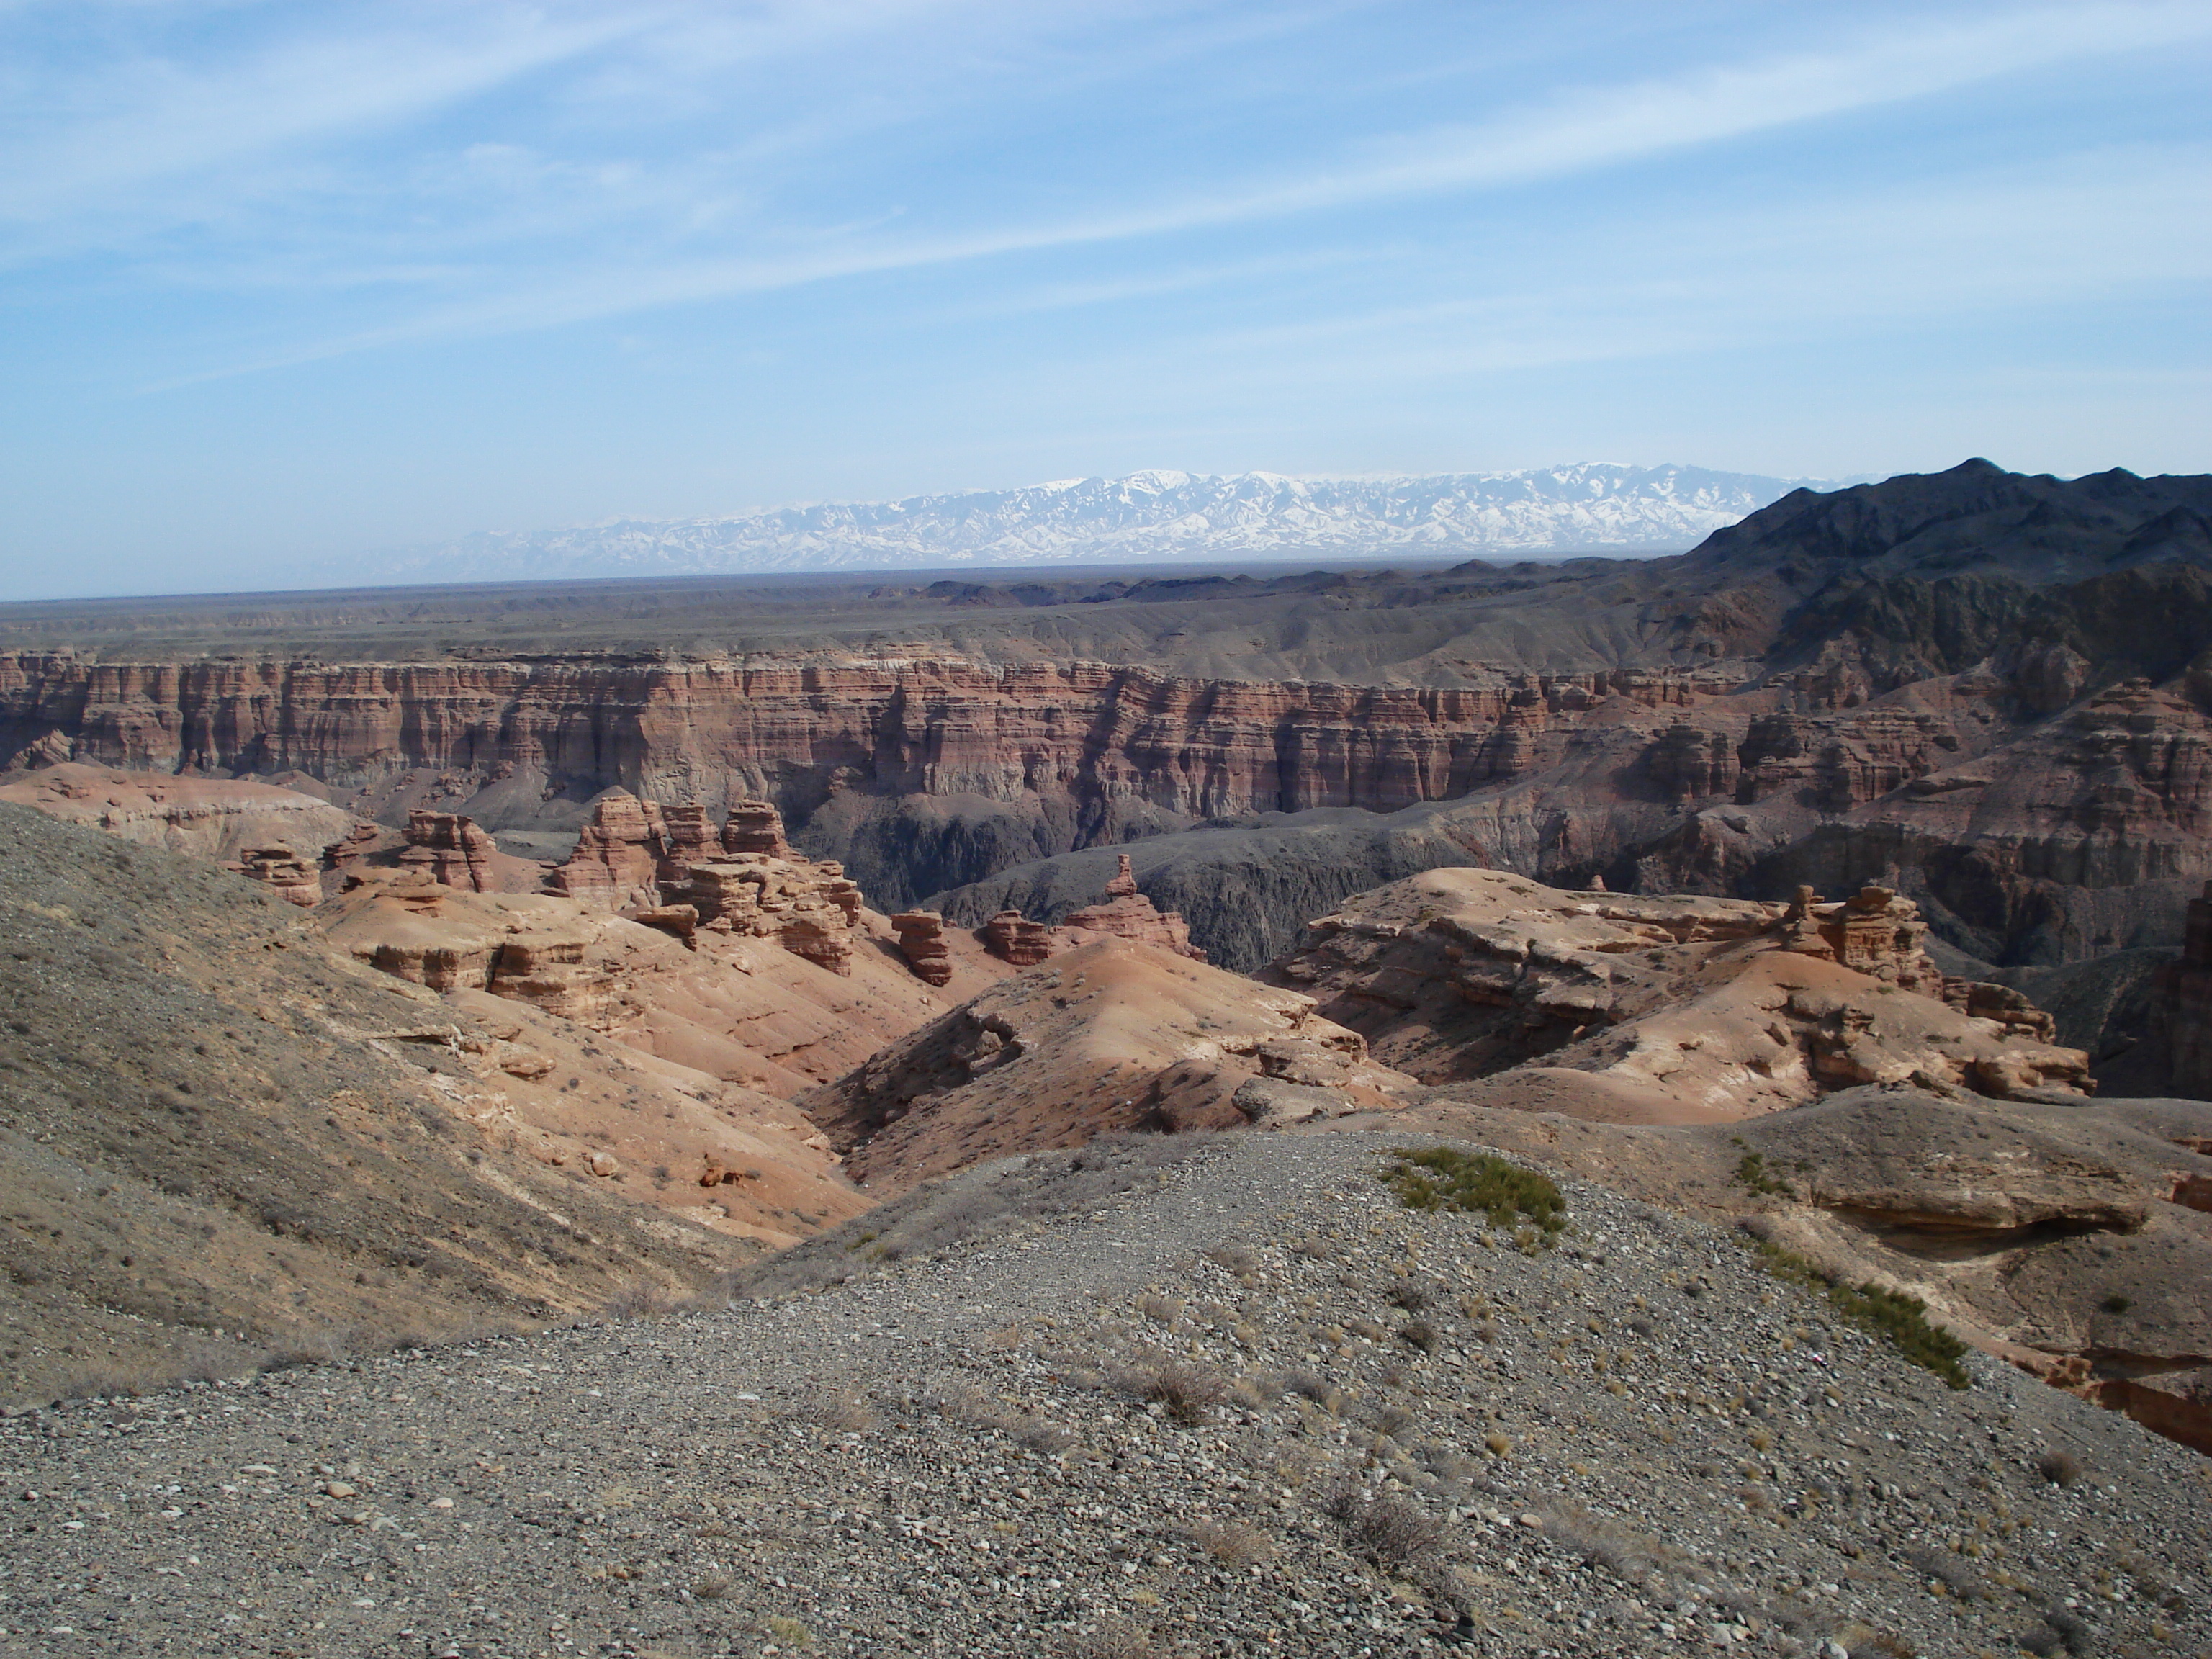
[2,0,2208,598]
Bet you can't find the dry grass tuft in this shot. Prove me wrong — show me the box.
[1325,1485,1448,1574]
[1190,1519,1275,1568]
[1123,1362,1231,1426]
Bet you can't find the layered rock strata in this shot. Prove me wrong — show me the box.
[320,871,1011,1101]
[974,853,1205,966]
[890,912,953,986]
[397,809,499,891]
[800,938,1418,1193]
[1264,867,2089,1120]
[0,761,360,863]
[225,845,320,907]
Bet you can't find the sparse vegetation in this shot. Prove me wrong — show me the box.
[598,1280,675,1321]
[1381,1147,1566,1232]
[1129,1362,1231,1425]
[1190,1519,1274,1568]
[1731,1148,1789,1196]
[1747,1239,1970,1389]
[1325,1485,1447,1573]
[1203,1242,1261,1276]
[2036,1450,2086,1488]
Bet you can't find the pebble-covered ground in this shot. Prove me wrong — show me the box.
[3,1133,2205,1658]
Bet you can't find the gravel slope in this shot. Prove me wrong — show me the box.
[3,1133,2203,1659]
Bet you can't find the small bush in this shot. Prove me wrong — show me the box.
[814,1391,876,1434]
[600,1281,675,1321]
[1326,1486,1447,1573]
[1121,1362,1229,1425]
[1382,1148,1565,1232]
[1013,1417,1075,1455]
[1204,1243,1261,1276]
[763,1614,812,1647]
[693,1573,734,1599]
[1400,1319,1438,1354]
[1732,1150,1789,1196]
[1190,1520,1274,1568]
[2036,1450,2086,1488]
[1389,1282,1433,1313]
[1746,1241,1969,1389]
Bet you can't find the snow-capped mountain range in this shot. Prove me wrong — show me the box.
[373,464,1835,582]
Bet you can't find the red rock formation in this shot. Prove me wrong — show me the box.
[891,912,953,986]
[547,790,665,911]
[0,762,361,863]
[722,799,792,858]
[397,809,498,891]
[227,845,320,907]
[657,804,719,877]
[984,910,1057,965]
[1776,884,1946,997]
[626,904,699,948]
[1265,868,2088,1117]
[321,822,381,878]
[1061,853,1206,961]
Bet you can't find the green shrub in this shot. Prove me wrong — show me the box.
[1731,1150,1788,1196]
[1382,1148,1565,1232]
[1747,1240,1969,1389]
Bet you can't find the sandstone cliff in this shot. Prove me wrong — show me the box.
[9,462,2212,1025]
[1262,867,2088,1120]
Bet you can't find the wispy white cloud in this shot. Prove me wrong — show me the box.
[117,0,2212,383]
[1039,143,2212,393]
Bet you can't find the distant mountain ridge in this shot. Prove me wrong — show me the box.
[370,463,1833,581]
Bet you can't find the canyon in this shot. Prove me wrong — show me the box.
[6,459,2212,1468]
[5,464,2211,1006]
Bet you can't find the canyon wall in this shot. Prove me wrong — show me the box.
[0,654,1738,905]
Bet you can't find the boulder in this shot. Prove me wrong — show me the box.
[891,912,954,986]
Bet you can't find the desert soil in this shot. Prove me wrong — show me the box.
[3,1133,2203,1659]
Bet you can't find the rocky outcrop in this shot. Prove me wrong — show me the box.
[891,912,953,986]
[547,790,665,911]
[319,874,1013,1102]
[226,845,320,907]
[2155,879,2212,1099]
[974,854,1205,966]
[984,909,1058,966]
[0,762,361,863]
[1265,867,2089,1120]
[545,794,871,975]
[722,799,792,858]
[398,809,499,891]
[800,938,1418,1193]
[1058,853,1206,960]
